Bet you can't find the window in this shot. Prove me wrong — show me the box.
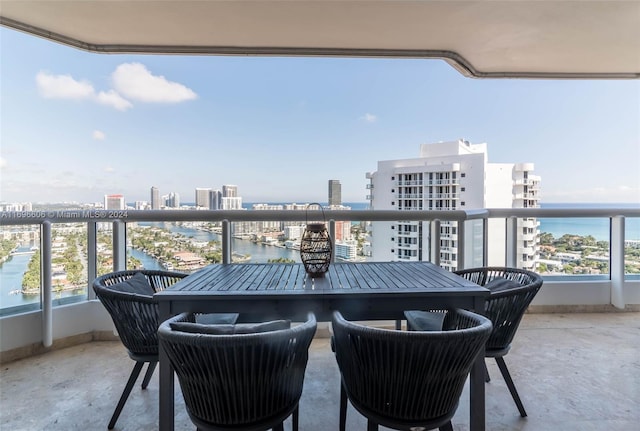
[461,173,466,178]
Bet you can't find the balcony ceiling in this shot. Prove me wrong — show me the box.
[1,0,639,79]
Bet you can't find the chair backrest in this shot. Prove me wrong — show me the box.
[332,309,492,428]
[158,312,318,430]
[93,270,187,356]
[454,267,543,351]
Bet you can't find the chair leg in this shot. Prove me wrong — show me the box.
[339,385,347,431]
[141,361,157,389]
[495,357,527,417]
[292,405,299,431]
[108,361,145,429]
[367,420,378,431]
[439,421,454,431]
[484,359,491,383]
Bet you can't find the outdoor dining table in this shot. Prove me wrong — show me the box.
[155,261,490,431]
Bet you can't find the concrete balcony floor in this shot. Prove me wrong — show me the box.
[1,312,639,431]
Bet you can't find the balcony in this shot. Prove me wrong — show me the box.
[3,310,636,430]
[0,2,637,428]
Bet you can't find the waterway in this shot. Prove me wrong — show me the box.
[0,246,40,309]
[138,222,302,264]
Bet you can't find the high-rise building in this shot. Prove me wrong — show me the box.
[150,186,160,210]
[104,194,125,210]
[167,192,180,208]
[210,190,222,210]
[222,184,238,197]
[367,139,540,271]
[195,188,212,209]
[328,180,342,206]
[222,185,242,210]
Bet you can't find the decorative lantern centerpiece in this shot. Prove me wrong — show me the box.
[300,203,333,277]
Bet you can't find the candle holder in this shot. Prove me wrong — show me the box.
[300,203,332,277]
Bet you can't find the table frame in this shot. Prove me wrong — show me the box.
[155,262,489,431]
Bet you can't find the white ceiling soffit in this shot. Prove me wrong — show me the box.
[1,0,639,79]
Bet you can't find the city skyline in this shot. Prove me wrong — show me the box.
[1,27,639,205]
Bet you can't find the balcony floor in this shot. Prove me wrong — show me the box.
[1,312,639,431]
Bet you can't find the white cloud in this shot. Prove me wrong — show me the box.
[92,130,106,140]
[111,62,197,103]
[104,166,115,173]
[0,157,6,169]
[36,71,95,100]
[360,113,378,123]
[96,90,133,111]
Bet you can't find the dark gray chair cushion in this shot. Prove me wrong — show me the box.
[170,319,291,335]
[195,313,241,325]
[403,310,446,331]
[485,277,521,293]
[110,272,155,296]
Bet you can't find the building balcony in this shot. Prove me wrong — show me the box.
[427,179,460,186]
[427,193,460,199]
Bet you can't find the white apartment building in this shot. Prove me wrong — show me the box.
[335,239,358,261]
[367,139,540,271]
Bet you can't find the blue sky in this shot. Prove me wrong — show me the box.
[1,27,639,205]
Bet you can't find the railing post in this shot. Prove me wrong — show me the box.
[456,220,465,271]
[222,220,231,264]
[329,219,336,262]
[506,216,518,267]
[430,219,441,265]
[611,216,625,309]
[41,220,53,348]
[87,222,97,300]
[482,218,489,267]
[112,220,126,271]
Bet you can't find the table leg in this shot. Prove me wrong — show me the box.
[159,302,174,431]
[470,295,486,431]
[469,348,486,431]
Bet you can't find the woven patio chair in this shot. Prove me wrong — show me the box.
[332,309,492,431]
[405,266,543,417]
[158,312,317,431]
[93,269,238,429]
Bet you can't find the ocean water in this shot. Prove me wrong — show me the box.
[537,203,640,241]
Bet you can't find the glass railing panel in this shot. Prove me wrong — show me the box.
[230,221,300,264]
[50,223,89,305]
[126,221,223,272]
[97,223,115,276]
[537,217,610,278]
[0,224,41,315]
[625,217,640,280]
